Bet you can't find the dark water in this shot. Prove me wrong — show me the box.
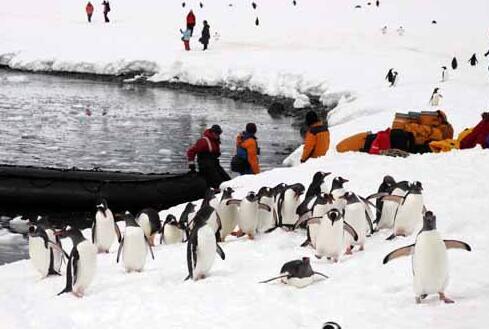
[0,69,301,265]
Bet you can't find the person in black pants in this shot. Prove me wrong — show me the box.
[102,1,111,23]
[199,20,210,50]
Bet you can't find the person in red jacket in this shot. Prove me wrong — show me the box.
[187,125,231,189]
[460,112,489,149]
[85,2,94,23]
[186,10,196,36]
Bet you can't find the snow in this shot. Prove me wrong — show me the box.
[1,0,489,328]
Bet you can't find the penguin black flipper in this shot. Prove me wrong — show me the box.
[225,199,241,206]
[144,236,155,260]
[58,249,77,295]
[48,248,60,276]
[382,244,414,264]
[277,191,285,227]
[116,238,124,263]
[385,233,396,241]
[160,223,166,245]
[259,274,289,284]
[264,226,279,234]
[300,227,312,247]
[91,221,96,244]
[114,222,122,243]
[185,238,194,281]
[258,203,272,212]
[364,210,374,235]
[216,243,225,260]
[444,240,471,252]
[215,213,223,243]
[313,271,329,279]
[72,249,79,285]
[343,222,359,241]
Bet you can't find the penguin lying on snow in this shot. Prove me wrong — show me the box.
[57,227,97,298]
[135,208,162,246]
[260,257,328,288]
[93,199,121,253]
[160,214,185,245]
[185,205,225,281]
[383,211,471,304]
[28,224,66,278]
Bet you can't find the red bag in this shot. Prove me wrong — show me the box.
[369,128,391,154]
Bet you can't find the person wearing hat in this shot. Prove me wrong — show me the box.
[234,123,260,175]
[187,124,230,188]
[300,111,330,163]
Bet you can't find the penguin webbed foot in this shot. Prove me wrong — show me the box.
[439,292,454,304]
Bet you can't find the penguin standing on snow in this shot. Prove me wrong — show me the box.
[135,208,162,246]
[260,257,329,288]
[255,17,260,26]
[296,171,331,224]
[179,202,196,240]
[330,176,349,207]
[429,88,443,106]
[117,212,155,272]
[28,224,66,278]
[198,188,222,241]
[441,66,448,82]
[233,191,271,239]
[272,183,287,223]
[277,183,305,229]
[160,214,185,245]
[216,187,238,241]
[295,193,335,248]
[383,211,471,304]
[252,2,257,9]
[185,205,225,280]
[373,175,396,225]
[451,57,458,70]
[93,199,121,253]
[385,69,398,87]
[57,227,97,297]
[468,53,478,66]
[340,192,374,252]
[37,216,65,274]
[257,187,276,233]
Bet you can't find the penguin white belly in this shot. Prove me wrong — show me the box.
[258,197,275,233]
[29,237,50,277]
[122,227,148,272]
[315,220,344,259]
[344,204,367,246]
[163,225,184,245]
[378,200,398,229]
[285,276,314,288]
[45,229,63,272]
[73,241,97,293]
[394,195,423,236]
[413,231,448,296]
[136,214,151,239]
[207,211,220,235]
[218,203,238,240]
[282,191,299,226]
[95,216,116,251]
[238,201,258,235]
[194,225,216,278]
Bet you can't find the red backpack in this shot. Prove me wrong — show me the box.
[369,128,391,154]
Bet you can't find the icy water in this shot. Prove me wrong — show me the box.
[0,69,301,265]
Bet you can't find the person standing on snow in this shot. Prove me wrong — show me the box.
[468,53,478,66]
[187,125,231,189]
[233,123,260,175]
[102,1,111,23]
[199,20,211,51]
[300,111,330,163]
[86,2,94,23]
[180,27,192,51]
[186,10,196,36]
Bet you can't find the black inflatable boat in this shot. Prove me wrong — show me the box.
[0,165,207,220]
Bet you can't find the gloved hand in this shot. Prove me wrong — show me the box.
[189,163,196,172]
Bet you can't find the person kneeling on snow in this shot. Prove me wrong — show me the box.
[232,123,260,175]
[460,112,489,150]
[300,111,330,163]
[187,125,231,189]
[180,27,192,51]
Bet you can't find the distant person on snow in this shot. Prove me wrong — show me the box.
[86,2,94,23]
[429,88,443,106]
[187,125,231,189]
[180,27,192,51]
[102,1,110,23]
[233,123,260,175]
[186,10,196,36]
[199,20,210,50]
[300,111,330,163]
[468,53,478,66]
[386,69,398,87]
[376,0,380,7]
[451,57,458,70]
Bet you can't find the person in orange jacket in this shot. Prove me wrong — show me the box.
[300,111,330,163]
[235,123,260,175]
[86,2,94,23]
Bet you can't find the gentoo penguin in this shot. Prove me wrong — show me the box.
[92,199,121,253]
[260,257,328,288]
[296,193,335,248]
[272,183,287,224]
[429,88,443,107]
[160,214,185,245]
[179,202,196,240]
[257,187,277,233]
[296,171,331,224]
[216,187,238,241]
[386,181,425,240]
[293,0,297,6]
[199,188,222,241]
[233,191,270,239]
[313,208,358,262]
[37,216,64,274]
[255,17,259,26]
[117,212,155,272]
[330,177,349,210]
[28,225,65,278]
[373,175,396,226]
[185,205,225,280]
[451,57,458,70]
[441,66,448,82]
[277,183,305,229]
[252,1,257,9]
[57,227,97,297]
[383,211,471,304]
[135,208,162,246]
[468,53,478,66]
[340,192,373,252]
[376,180,409,230]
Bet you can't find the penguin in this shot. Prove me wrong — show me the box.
[185,205,225,280]
[252,2,257,9]
[339,192,374,252]
[373,175,396,225]
[135,208,162,246]
[92,199,121,253]
[292,0,297,6]
[311,208,358,262]
[255,17,259,26]
[383,211,471,304]
[216,187,238,241]
[199,2,203,8]
[451,57,457,70]
[179,202,196,239]
[36,216,65,274]
[385,69,394,85]
[468,53,478,66]
[182,2,186,8]
[441,66,448,82]
[386,181,425,240]
[374,176,403,230]
[57,227,97,297]
[296,172,331,222]
[28,225,66,278]
[117,212,155,272]
[276,183,304,229]
[233,191,270,239]
[296,193,335,248]
[199,188,222,241]
[259,257,328,288]
[397,26,404,36]
[330,177,349,210]
[429,88,443,106]
[272,183,287,223]
[160,214,185,245]
[257,187,276,233]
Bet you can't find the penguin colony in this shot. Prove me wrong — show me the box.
[25,171,471,307]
